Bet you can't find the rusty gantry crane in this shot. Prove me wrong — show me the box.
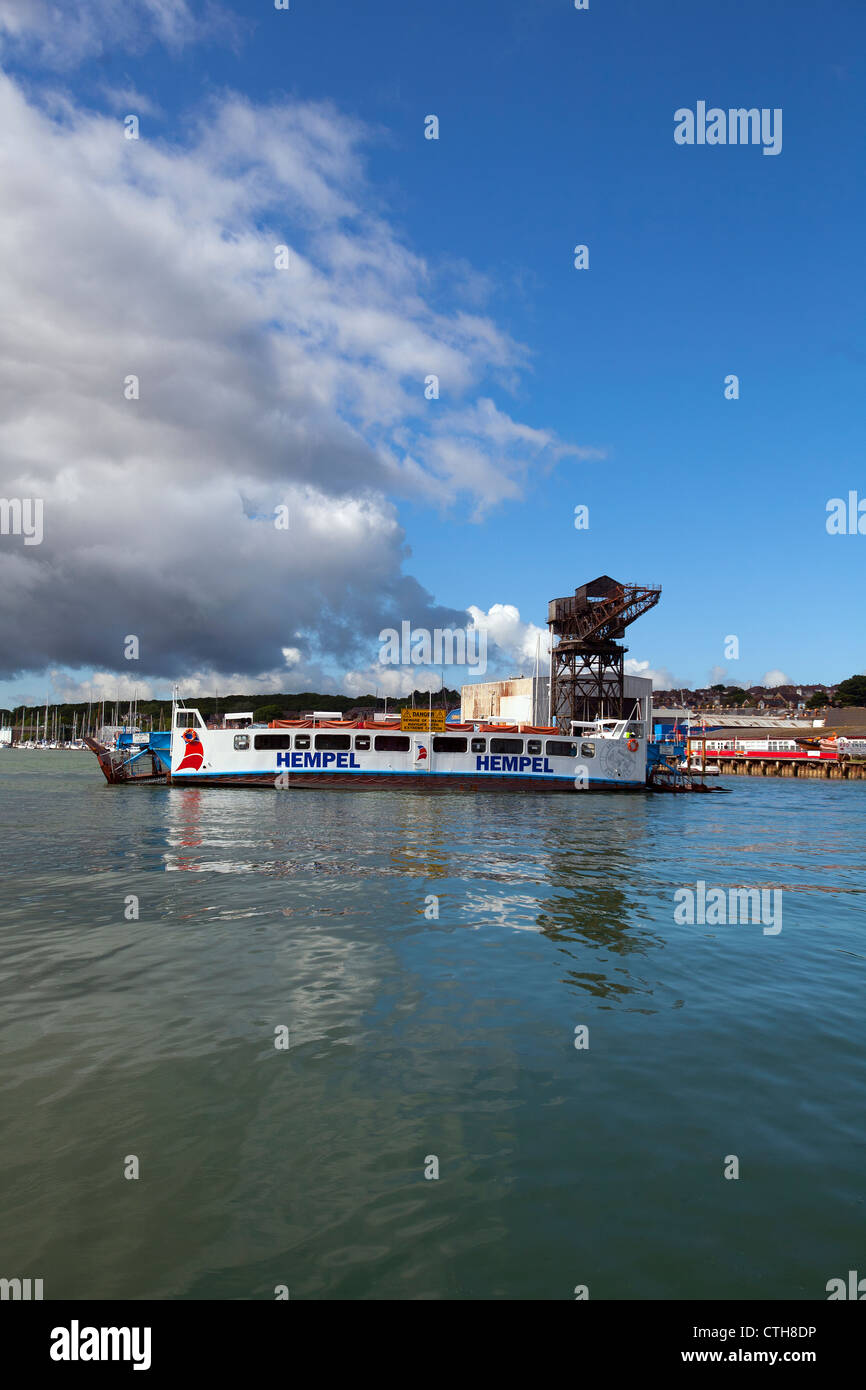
[547,576,662,729]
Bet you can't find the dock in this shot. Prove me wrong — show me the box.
[713,754,866,780]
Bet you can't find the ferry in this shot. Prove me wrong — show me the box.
[167,705,649,791]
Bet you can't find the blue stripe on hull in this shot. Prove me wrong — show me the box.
[171,768,644,791]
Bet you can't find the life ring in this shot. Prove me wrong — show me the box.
[627,738,639,753]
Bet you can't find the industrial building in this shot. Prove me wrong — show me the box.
[461,673,653,730]
[461,675,549,726]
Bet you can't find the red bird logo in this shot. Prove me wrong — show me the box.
[176,727,204,771]
[416,744,428,761]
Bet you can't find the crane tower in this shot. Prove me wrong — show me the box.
[547,575,662,728]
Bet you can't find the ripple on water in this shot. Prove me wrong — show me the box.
[0,760,864,1297]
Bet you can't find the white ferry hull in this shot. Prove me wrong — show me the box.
[169,714,647,792]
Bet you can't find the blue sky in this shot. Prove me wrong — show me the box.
[0,0,863,709]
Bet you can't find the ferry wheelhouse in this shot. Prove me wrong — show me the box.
[168,705,648,791]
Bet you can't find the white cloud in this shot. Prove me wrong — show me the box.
[466,604,550,670]
[0,74,596,686]
[0,0,229,67]
[343,666,441,699]
[47,660,338,706]
[445,397,600,460]
[99,86,164,120]
[624,658,676,690]
[762,669,791,688]
[46,669,160,704]
[420,399,601,519]
[343,604,551,696]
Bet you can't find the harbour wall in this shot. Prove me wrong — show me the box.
[717,758,866,780]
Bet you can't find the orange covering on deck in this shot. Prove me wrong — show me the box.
[264,718,559,734]
[269,718,360,728]
[475,725,558,734]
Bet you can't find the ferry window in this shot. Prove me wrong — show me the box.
[374,735,410,752]
[490,738,523,754]
[527,739,541,755]
[470,738,486,753]
[315,734,351,751]
[176,711,200,728]
[354,735,370,751]
[546,740,578,758]
[254,734,292,750]
[433,737,467,753]
[581,742,595,758]
[233,734,250,751]
[295,735,310,750]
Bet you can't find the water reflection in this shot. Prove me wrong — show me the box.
[159,785,670,1006]
[3,767,864,1297]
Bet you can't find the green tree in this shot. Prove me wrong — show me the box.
[834,674,866,707]
[254,703,286,722]
[805,691,827,709]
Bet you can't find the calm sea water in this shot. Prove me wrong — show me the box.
[0,750,863,1300]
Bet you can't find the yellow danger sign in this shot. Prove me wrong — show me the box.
[400,708,447,732]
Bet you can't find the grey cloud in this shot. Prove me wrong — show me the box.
[0,75,586,684]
